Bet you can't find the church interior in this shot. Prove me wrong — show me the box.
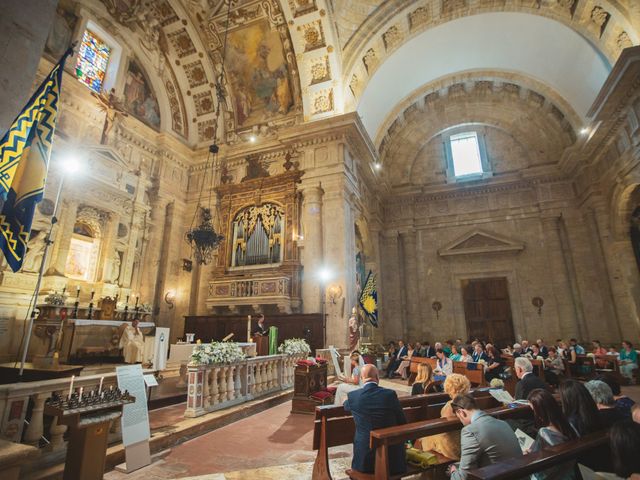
[0,0,640,479]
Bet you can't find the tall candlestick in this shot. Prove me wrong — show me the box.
[76,285,80,298]
[98,376,104,394]
[125,295,129,304]
[90,289,95,300]
[62,286,66,295]
[68,375,75,397]
[115,293,119,304]
[135,295,139,307]
[79,387,83,398]
[247,315,251,342]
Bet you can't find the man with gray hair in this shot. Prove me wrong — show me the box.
[514,356,548,400]
[585,380,627,424]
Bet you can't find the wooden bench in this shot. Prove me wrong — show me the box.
[349,400,532,480]
[466,431,610,480]
[408,357,486,387]
[312,389,494,480]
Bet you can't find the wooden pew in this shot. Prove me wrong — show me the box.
[466,431,609,480]
[408,357,486,387]
[354,400,531,480]
[312,389,494,480]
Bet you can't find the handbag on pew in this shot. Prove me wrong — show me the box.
[406,448,438,469]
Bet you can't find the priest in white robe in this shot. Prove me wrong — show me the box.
[119,319,145,363]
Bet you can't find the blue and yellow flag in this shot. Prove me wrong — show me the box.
[359,270,378,327]
[0,48,72,272]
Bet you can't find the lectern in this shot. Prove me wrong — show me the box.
[252,334,269,356]
[44,389,134,480]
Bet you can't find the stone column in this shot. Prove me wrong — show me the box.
[609,239,640,338]
[379,231,405,341]
[321,184,356,348]
[47,200,78,275]
[399,230,420,340]
[540,214,585,340]
[301,184,324,313]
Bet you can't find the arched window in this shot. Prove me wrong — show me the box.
[65,222,101,281]
[76,28,111,93]
[231,203,284,267]
[444,128,492,182]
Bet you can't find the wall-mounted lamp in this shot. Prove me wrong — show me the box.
[326,284,343,304]
[531,296,544,316]
[318,266,333,283]
[431,301,442,320]
[165,290,176,309]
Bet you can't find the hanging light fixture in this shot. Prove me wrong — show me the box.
[185,0,233,267]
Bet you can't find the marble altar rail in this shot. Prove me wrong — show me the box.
[185,354,303,417]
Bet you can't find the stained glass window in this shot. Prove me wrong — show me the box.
[75,29,111,93]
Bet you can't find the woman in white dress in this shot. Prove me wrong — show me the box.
[334,352,363,405]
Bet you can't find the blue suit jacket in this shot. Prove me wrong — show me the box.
[344,382,407,474]
[395,345,408,360]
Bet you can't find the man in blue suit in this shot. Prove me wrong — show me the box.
[344,365,407,475]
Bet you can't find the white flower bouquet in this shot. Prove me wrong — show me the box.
[278,338,311,356]
[189,341,246,366]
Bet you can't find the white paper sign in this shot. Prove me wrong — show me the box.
[116,364,150,447]
[515,428,535,453]
[143,374,158,387]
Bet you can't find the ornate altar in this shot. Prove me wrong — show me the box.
[207,166,303,313]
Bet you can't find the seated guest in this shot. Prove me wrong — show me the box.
[585,380,628,424]
[570,337,586,355]
[596,373,635,418]
[394,342,415,380]
[514,357,548,400]
[434,349,453,377]
[422,341,435,359]
[536,339,549,359]
[619,340,639,382]
[444,340,454,356]
[411,363,438,395]
[448,394,522,480]
[434,342,443,355]
[633,404,640,424]
[416,373,471,460]
[526,389,578,480]
[382,341,397,370]
[484,346,504,383]
[334,352,363,405]
[610,420,640,480]
[559,379,601,436]
[511,343,524,358]
[529,343,542,359]
[521,339,532,356]
[449,344,462,362]
[592,340,608,368]
[543,347,565,386]
[413,341,424,357]
[472,344,488,363]
[557,340,570,360]
[344,365,406,475]
[385,340,407,378]
[459,346,473,363]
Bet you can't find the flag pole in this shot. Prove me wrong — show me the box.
[17,43,76,379]
[18,175,66,378]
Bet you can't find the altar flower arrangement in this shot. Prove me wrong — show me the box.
[189,341,246,366]
[44,291,66,306]
[278,338,311,356]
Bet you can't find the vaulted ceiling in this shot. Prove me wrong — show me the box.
[61,0,639,154]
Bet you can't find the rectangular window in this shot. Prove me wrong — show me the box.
[75,29,111,93]
[450,132,483,177]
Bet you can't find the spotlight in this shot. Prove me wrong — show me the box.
[60,154,83,174]
[580,127,589,135]
[374,163,382,170]
[248,135,257,143]
[318,266,333,283]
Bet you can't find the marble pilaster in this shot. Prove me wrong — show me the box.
[399,230,420,340]
[300,184,324,314]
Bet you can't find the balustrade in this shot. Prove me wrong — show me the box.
[185,354,303,417]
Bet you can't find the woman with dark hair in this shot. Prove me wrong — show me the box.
[619,341,639,382]
[559,379,601,436]
[484,346,504,382]
[434,349,453,377]
[610,420,640,479]
[527,389,578,480]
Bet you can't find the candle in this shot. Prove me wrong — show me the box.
[247,315,252,342]
[79,387,83,398]
[76,285,80,298]
[68,375,75,397]
[90,289,95,300]
[125,295,129,304]
[98,376,104,394]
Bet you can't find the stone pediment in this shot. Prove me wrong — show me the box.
[438,229,524,257]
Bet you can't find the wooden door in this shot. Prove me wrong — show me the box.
[462,277,515,347]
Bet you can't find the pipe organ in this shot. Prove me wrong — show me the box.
[208,168,303,314]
